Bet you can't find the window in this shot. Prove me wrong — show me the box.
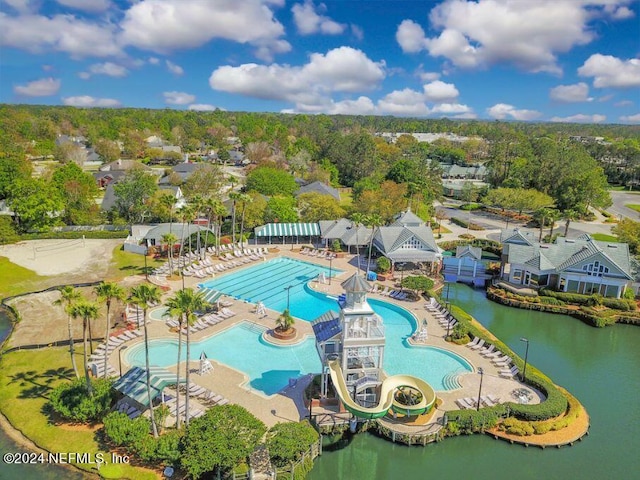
[582,261,609,277]
[513,269,522,281]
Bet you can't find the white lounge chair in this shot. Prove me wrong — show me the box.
[470,339,486,350]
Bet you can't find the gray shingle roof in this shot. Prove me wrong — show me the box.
[319,218,371,245]
[456,245,482,259]
[296,181,341,201]
[392,208,424,227]
[373,225,439,262]
[341,273,371,293]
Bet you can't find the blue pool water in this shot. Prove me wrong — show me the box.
[125,322,322,396]
[149,306,170,321]
[201,257,341,319]
[127,258,472,395]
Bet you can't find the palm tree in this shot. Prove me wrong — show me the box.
[229,191,242,245]
[53,286,82,379]
[276,309,295,333]
[177,205,195,262]
[547,209,561,241]
[162,232,178,275]
[202,197,224,256]
[212,199,228,256]
[350,213,366,273]
[68,299,99,395]
[535,208,553,243]
[129,284,163,437]
[159,192,176,232]
[563,209,580,237]
[94,282,125,378]
[164,288,208,428]
[364,213,383,274]
[238,193,252,248]
[191,195,205,260]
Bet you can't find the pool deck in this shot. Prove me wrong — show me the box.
[110,246,542,430]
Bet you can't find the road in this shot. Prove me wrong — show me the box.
[607,190,640,220]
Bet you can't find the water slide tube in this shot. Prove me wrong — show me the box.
[328,360,437,419]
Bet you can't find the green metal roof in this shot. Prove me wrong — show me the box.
[113,366,186,408]
[255,223,320,237]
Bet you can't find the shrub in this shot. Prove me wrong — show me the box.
[451,217,468,228]
[460,203,482,211]
[538,296,566,306]
[602,297,636,311]
[267,421,319,468]
[622,288,636,300]
[446,405,509,434]
[154,430,183,464]
[376,256,391,273]
[501,417,534,436]
[103,411,150,447]
[449,323,470,344]
[401,275,434,294]
[539,289,592,305]
[49,378,114,423]
[331,239,342,252]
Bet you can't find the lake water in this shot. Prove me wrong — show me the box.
[308,284,640,480]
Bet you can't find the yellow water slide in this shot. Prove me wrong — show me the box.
[327,360,437,419]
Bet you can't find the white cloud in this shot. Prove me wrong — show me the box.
[188,104,223,111]
[165,60,184,75]
[423,80,459,103]
[148,57,160,65]
[416,68,440,82]
[549,82,592,102]
[615,100,634,107]
[79,62,128,79]
[604,4,635,19]
[327,97,377,115]
[378,88,430,116]
[0,13,120,58]
[13,77,61,96]
[62,95,121,107]
[291,1,346,35]
[163,91,196,105]
[431,103,471,114]
[119,0,290,60]
[619,113,640,123]
[396,1,636,74]
[350,24,364,41]
[487,103,542,121]
[453,112,478,119]
[56,0,111,12]
[578,54,640,88]
[3,0,37,13]
[396,19,427,54]
[209,46,385,105]
[550,113,607,123]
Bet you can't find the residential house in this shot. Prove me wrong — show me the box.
[500,231,632,298]
[296,181,341,202]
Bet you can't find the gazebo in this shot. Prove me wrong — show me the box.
[113,366,186,410]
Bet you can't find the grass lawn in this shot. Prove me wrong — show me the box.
[590,233,618,242]
[625,204,640,212]
[0,347,157,479]
[106,246,165,281]
[0,257,47,298]
[339,188,353,208]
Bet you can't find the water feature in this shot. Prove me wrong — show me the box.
[309,284,640,480]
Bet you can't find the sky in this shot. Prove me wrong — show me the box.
[1,0,639,124]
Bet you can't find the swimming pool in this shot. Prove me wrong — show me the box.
[125,322,322,396]
[200,257,341,319]
[127,258,472,394]
[149,307,171,321]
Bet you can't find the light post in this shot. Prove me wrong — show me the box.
[144,247,149,281]
[284,285,292,312]
[476,367,484,411]
[445,301,452,339]
[328,255,333,285]
[118,345,128,377]
[520,337,529,383]
[399,263,406,291]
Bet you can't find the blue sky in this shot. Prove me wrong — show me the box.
[1,0,639,124]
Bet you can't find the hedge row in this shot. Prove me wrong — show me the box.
[437,239,502,256]
[441,300,568,422]
[539,288,636,311]
[450,217,484,231]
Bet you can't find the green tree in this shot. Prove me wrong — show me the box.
[94,139,121,163]
[242,191,268,231]
[53,286,82,379]
[50,162,99,224]
[401,276,434,296]
[164,288,208,429]
[275,309,295,333]
[245,167,298,196]
[0,155,32,199]
[353,180,407,223]
[162,232,178,274]
[8,178,64,232]
[563,209,580,237]
[350,212,366,273]
[612,218,640,254]
[94,282,125,378]
[113,168,157,223]
[265,196,298,223]
[0,217,19,245]
[181,405,267,478]
[68,299,99,395]
[297,192,345,222]
[483,187,553,215]
[365,213,384,272]
[267,420,319,467]
[129,284,163,437]
[182,164,224,200]
[237,193,252,248]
